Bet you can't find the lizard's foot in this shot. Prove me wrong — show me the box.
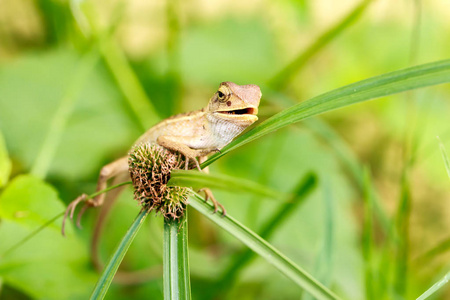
[199,188,226,215]
[61,194,92,236]
[184,156,201,171]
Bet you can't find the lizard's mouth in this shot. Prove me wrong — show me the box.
[217,107,258,116]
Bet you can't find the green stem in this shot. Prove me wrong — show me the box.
[163,214,191,300]
[91,208,150,300]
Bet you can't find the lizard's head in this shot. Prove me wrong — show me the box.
[208,81,261,125]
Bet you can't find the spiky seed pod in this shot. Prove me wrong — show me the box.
[128,143,193,220]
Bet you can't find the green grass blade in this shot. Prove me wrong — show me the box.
[202,59,450,168]
[215,173,317,296]
[189,192,340,300]
[303,118,391,234]
[0,130,11,187]
[416,271,450,300]
[30,50,99,179]
[91,208,150,300]
[163,214,191,300]
[362,168,375,300]
[101,40,161,130]
[168,170,285,201]
[269,0,372,90]
[414,236,450,265]
[437,136,450,180]
[393,172,412,297]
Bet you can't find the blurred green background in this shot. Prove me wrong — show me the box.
[0,0,449,299]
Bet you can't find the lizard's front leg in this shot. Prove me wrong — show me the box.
[157,136,211,170]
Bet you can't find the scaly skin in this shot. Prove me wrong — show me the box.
[62,81,261,235]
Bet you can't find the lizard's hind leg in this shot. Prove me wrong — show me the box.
[62,156,129,235]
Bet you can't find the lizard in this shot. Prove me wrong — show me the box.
[62,81,261,234]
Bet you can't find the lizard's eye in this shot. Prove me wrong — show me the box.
[217,90,226,101]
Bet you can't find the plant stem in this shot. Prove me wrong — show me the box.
[164,213,191,300]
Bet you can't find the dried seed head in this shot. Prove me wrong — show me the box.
[128,143,192,219]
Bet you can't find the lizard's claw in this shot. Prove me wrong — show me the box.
[62,193,90,236]
[199,188,226,215]
[185,156,202,171]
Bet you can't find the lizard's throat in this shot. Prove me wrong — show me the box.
[207,114,255,147]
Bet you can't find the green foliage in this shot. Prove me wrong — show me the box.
[1,0,450,299]
[0,175,97,299]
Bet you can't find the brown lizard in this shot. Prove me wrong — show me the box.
[62,81,261,234]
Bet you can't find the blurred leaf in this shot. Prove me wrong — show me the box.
[189,192,341,300]
[203,59,450,168]
[0,175,96,299]
[0,48,140,180]
[181,18,278,84]
[0,130,11,187]
[168,170,285,201]
[269,0,372,90]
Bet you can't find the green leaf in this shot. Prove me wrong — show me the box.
[0,130,11,187]
[90,208,150,300]
[202,59,450,168]
[168,170,285,201]
[0,49,141,179]
[189,192,341,300]
[0,175,97,299]
[163,214,191,300]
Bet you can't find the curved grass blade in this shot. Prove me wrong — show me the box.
[168,170,285,201]
[31,50,100,179]
[214,173,317,297]
[189,192,340,300]
[202,59,450,168]
[164,214,191,300]
[91,208,150,300]
[416,271,450,300]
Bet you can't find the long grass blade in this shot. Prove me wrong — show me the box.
[163,214,191,300]
[168,170,285,201]
[0,130,11,187]
[269,0,372,90]
[90,208,150,300]
[437,136,450,180]
[362,168,375,300]
[189,192,340,300]
[30,50,99,179]
[202,59,450,168]
[416,271,450,300]
[214,173,317,297]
